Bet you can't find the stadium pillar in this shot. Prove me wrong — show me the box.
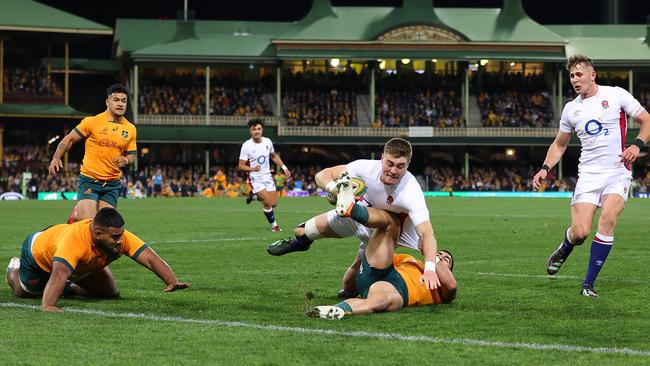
[276,65,282,117]
[464,151,469,180]
[0,39,3,103]
[205,66,210,124]
[205,150,210,177]
[464,69,469,124]
[370,62,375,124]
[557,69,563,120]
[628,70,633,95]
[133,64,139,124]
[0,123,3,162]
[64,42,69,106]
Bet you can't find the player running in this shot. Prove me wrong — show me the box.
[534,54,650,297]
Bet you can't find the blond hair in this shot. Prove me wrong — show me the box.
[383,137,412,160]
[566,54,594,71]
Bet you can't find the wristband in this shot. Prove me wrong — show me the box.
[541,164,550,172]
[424,261,436,273]
[281,165,288,171]
[633,139,645,150]
[325,180,337,194]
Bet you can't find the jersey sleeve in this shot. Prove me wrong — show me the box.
[126,125,137,154]
[404,180,431,226]
[122,230,148,259]
[74,117,93,139]
[51,232,85,272]
[238,142,249,161]
[267,138,276,156]
[345,159,367,178]
[615,86,644,118]
[558,104,573,134]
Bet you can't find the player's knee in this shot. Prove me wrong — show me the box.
[598,213,618,231]
[571,226,590,243]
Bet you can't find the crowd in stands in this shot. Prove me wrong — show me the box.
[138,73,273,117]
[374,72,464,128]
[423,163,573,192]
[3,67,63,103]
[283,71,360,127]
[4,144,650,198]
[476,72,554,127]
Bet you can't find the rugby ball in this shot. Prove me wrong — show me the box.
[326,177,366,205]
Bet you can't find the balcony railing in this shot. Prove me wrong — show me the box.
[136,114,280,126]
[279,125,559,138]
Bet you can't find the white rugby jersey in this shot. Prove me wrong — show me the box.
[560,85,644,174]
[346,159,430,227]
[239,137,275,179]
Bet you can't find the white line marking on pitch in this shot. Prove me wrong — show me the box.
[1,302,649,357]
[468,272,650,284]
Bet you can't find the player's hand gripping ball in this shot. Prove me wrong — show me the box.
[326,177,366,205]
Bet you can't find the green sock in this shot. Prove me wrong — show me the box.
[335,301,353,314]
[350,204,369,224]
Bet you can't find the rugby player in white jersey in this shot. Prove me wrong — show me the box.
[533,54,650,297]
[239,118,291,232]
[267,137,442,295]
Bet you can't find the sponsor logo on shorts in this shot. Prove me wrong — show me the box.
[84,188,93,195]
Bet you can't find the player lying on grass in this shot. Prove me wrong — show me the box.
[267,138,442,297]
[6,207,189,312]
[309,199,456,320]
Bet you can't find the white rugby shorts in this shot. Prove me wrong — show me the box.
[249,174,276,194]
[572,170,632,207]
[325,210,422,251]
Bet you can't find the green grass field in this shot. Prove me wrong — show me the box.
[1,197,649,365]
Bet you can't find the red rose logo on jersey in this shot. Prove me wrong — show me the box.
[601,100,609,109]
[386,195,393,205]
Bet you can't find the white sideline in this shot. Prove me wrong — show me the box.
[2,302,649,358]
[469,272,650,284]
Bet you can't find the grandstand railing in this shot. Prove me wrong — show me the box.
[137,115,280,126]
[278,125,558,138]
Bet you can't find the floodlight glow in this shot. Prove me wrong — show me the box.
[330,58,340,67]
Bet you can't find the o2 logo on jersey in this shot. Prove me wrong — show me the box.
[257,156,266,164]
[584,120,609,136]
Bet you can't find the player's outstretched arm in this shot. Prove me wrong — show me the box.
[270,153,291,178]
[41,261,73,312]
[416,222,441,290]
[48,131,83,175]
[134,247,189,292]
[533,131,572,191]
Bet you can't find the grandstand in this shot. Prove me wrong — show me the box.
[4,0,650,364]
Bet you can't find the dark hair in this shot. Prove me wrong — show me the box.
[384,137,412,160]
[247,118,264,128]
[93,207,125,229]
[566,54,594,72]
[107,84,129,97]
[440,250,454,272]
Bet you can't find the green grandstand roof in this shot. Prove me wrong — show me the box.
[547,25,650,66]
[0,103,86,118]
[0,0,112,35]
[115,0,567,63]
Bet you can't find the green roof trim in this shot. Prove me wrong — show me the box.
[0,103,86,118]
[0,0,112,35]
[547,25,650,65]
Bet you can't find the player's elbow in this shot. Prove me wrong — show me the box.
[440,282,458,304]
